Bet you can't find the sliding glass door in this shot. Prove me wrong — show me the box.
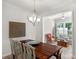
[55,19,72,44]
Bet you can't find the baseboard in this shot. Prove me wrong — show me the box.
[2,53,11,59]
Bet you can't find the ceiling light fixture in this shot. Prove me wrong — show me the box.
[61,13,65,19]
[61,13,68,20]
[27,0,41,26]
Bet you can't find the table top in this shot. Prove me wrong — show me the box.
[34,43,62,59]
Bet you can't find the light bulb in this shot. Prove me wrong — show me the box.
[37,18,40,22]
[29,17,33,22]
[33,16,36,22]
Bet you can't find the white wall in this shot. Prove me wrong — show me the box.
[2,1,37,56]
[36,19,43,42]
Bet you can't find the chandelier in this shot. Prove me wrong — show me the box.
[27,0,41,26]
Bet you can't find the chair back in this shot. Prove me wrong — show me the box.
[14,41,23,59]
[10,39,15,55]
[23,43,36,59]
[10,39,23,59]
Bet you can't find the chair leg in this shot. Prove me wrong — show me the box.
[57,53,61,59]
[12,54,15,59]
[54,53,61,59]
[58,53,61,59]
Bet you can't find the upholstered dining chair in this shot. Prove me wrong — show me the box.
[10,39,16,59]
[14,41,23,59]
[23,43,36,59]
[10,39,23,59]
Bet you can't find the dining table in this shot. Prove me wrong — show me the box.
[20,40,62,59]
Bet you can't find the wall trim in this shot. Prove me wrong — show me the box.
[2,52,11,58]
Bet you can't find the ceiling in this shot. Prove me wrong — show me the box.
[3,0,75,16]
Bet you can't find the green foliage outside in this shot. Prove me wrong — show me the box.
[65,23,72,30]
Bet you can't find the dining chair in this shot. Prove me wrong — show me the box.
[10,39,23,59]
[23,43,36,59]
[10,39,16,59]
[14,41,23,59]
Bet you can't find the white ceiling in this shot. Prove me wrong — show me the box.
[3,0,75,16]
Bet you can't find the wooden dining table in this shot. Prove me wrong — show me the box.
[20,40,62,59]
